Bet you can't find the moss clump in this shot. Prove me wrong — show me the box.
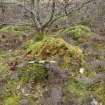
[0,26,22,36]
[0,25,32,36]
[89,82,105,104]
[58,25,93,40]
[19,63,48,83]
[83,69,96,78]
[4,96,21,105]
[26,37,84,70]
[0,63,10,80]
[64,77,88,104]
[0,49,11,60]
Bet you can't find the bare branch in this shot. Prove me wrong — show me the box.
[41,0,56,30]
[17,3,41,30]
[16,0,95,32]
[65,0,95,16]
[47,0,95,27]
[34,0,42,25]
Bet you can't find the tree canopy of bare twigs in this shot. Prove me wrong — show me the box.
[0,0,95,33]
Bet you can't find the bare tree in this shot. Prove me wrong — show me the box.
[18,0,95,33]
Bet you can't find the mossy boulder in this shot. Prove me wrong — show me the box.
[58,25,93,40]
[26,37,84,70]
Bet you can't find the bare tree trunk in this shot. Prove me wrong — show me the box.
[0,0,5,23]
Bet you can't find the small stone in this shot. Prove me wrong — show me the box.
[79,68,85,74]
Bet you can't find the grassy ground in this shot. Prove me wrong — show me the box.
[0,25,105,105]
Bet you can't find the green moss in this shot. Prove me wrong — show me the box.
[58,25,93,40]
[83,70,96,78]
[79,20,91,26]
[0,63,10,80]
[89,82,105,104]
[65,77,88,103]
[4,80,20,96]
[26,37,84,70]
[0,50,9,60]
[4,96,21,105]
[19,63,48,83]
[0,25,32,36]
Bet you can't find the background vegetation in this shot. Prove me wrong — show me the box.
[0,0,105,105]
